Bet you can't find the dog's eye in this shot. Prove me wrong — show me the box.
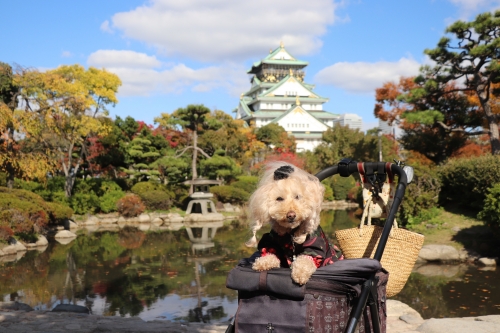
[276,197,284,201]
[295,195,300,200]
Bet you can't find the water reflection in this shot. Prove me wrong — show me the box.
[1,209,499,322]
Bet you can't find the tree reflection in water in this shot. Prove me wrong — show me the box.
[0,210,498,322]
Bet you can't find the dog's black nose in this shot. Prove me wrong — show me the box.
[286,211,296,221]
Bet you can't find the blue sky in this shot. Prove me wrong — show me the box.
[2,0,500,131]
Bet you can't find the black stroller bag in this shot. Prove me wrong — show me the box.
[226,258,388,333]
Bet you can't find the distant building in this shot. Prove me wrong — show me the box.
[234,43,340,151]
[379,119,396,136]
[333,113,363,131]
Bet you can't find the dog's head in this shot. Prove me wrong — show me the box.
[245,161,324,246]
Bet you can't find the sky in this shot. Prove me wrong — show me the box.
[2,0,500,132]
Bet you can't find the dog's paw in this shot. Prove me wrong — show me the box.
[291,255,317,285]
[252,254,280,271]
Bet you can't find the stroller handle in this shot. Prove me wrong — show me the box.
[315,159,409,333]
[315,159,408,262]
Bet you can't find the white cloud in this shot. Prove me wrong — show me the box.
[87,49,248,96]
[314,58,421,94]
[448,0,500,12]
[100,20,114,34]
[61,51,72,58]
[88,50,162,69]
[107,0,339,62]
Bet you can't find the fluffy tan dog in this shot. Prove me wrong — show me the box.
[246,162,341,285]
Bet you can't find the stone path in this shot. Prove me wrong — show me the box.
[1,300,500,332]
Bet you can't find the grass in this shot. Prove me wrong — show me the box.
[407,205,499,257]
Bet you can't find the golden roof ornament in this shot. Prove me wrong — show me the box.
[289,68,293,76]
[280,41,284,48]
[296,95,301,106]
[240,93,244,99]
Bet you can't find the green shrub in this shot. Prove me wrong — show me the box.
[398,164,441,226]
[45,202,74,221]
[99,190,126,213]
[131,181,159,196]
[117,194,146,217]
[323,184,334,201]
[140,190,171,211]
[210,185,249,205]
[478,183,500,230]
[230,180,257,194]
[406,207,443,229]
[438,155,500,211]
[327,175,356,201]
[69,192,100,215]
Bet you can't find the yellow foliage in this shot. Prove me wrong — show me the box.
[1,64,120,183]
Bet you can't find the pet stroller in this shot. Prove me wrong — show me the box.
[225,159,414,333]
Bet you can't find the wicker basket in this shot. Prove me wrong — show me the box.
[335,225,424,297]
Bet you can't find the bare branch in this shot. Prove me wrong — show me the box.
[175,146,212,159]
[436,121,489,135]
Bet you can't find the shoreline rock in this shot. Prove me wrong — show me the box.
[1,300,499,333]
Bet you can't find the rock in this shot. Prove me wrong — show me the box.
[223,203,234,212]
[2,239,27,255]
[478,257,497,266]
[184,213,224,222]
[151,217,164,226]
[51,304,89,314]
[68,220,79,229]
[36,235,48,246]
[400,314,425,325]
[138,213,151,223]
[55,230,77,238]
[418,244,460,262]
[117,216,141,224]
[99,216,119,224]
[451,226,461,233]
[0,301,33,311]
[234,206,242,213]
[416,316,500,333]
[82,215,99,226]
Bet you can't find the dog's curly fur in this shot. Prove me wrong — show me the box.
[245,161,325,285]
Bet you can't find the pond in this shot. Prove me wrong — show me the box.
[1,209,499,323]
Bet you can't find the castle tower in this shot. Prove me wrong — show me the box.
[235,43,339,151]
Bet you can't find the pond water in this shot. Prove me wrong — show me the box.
[1,210,499,323]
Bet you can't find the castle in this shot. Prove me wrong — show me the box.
[234,43,361,151]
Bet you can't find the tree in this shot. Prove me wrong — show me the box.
[420,11,500,155]
[16,64,121,197]
[155,104,221,193]
[255,123,296,153]
[313,123,364,171]
[0,63,56,188]
[374,77,482,164]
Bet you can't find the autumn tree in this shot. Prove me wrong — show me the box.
[419,11,500,155]
[198,110,248,160]
[16,65,121,197]
[374,77,483,164]
[0,63,56,188]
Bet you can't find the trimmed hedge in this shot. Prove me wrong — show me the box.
[210,185,249,205]
[0,187,73,236]
[438,155,500,211]
[478,183,500,232]
[99,190,126,213]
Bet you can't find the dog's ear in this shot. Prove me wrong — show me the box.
[274,165,294,180]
